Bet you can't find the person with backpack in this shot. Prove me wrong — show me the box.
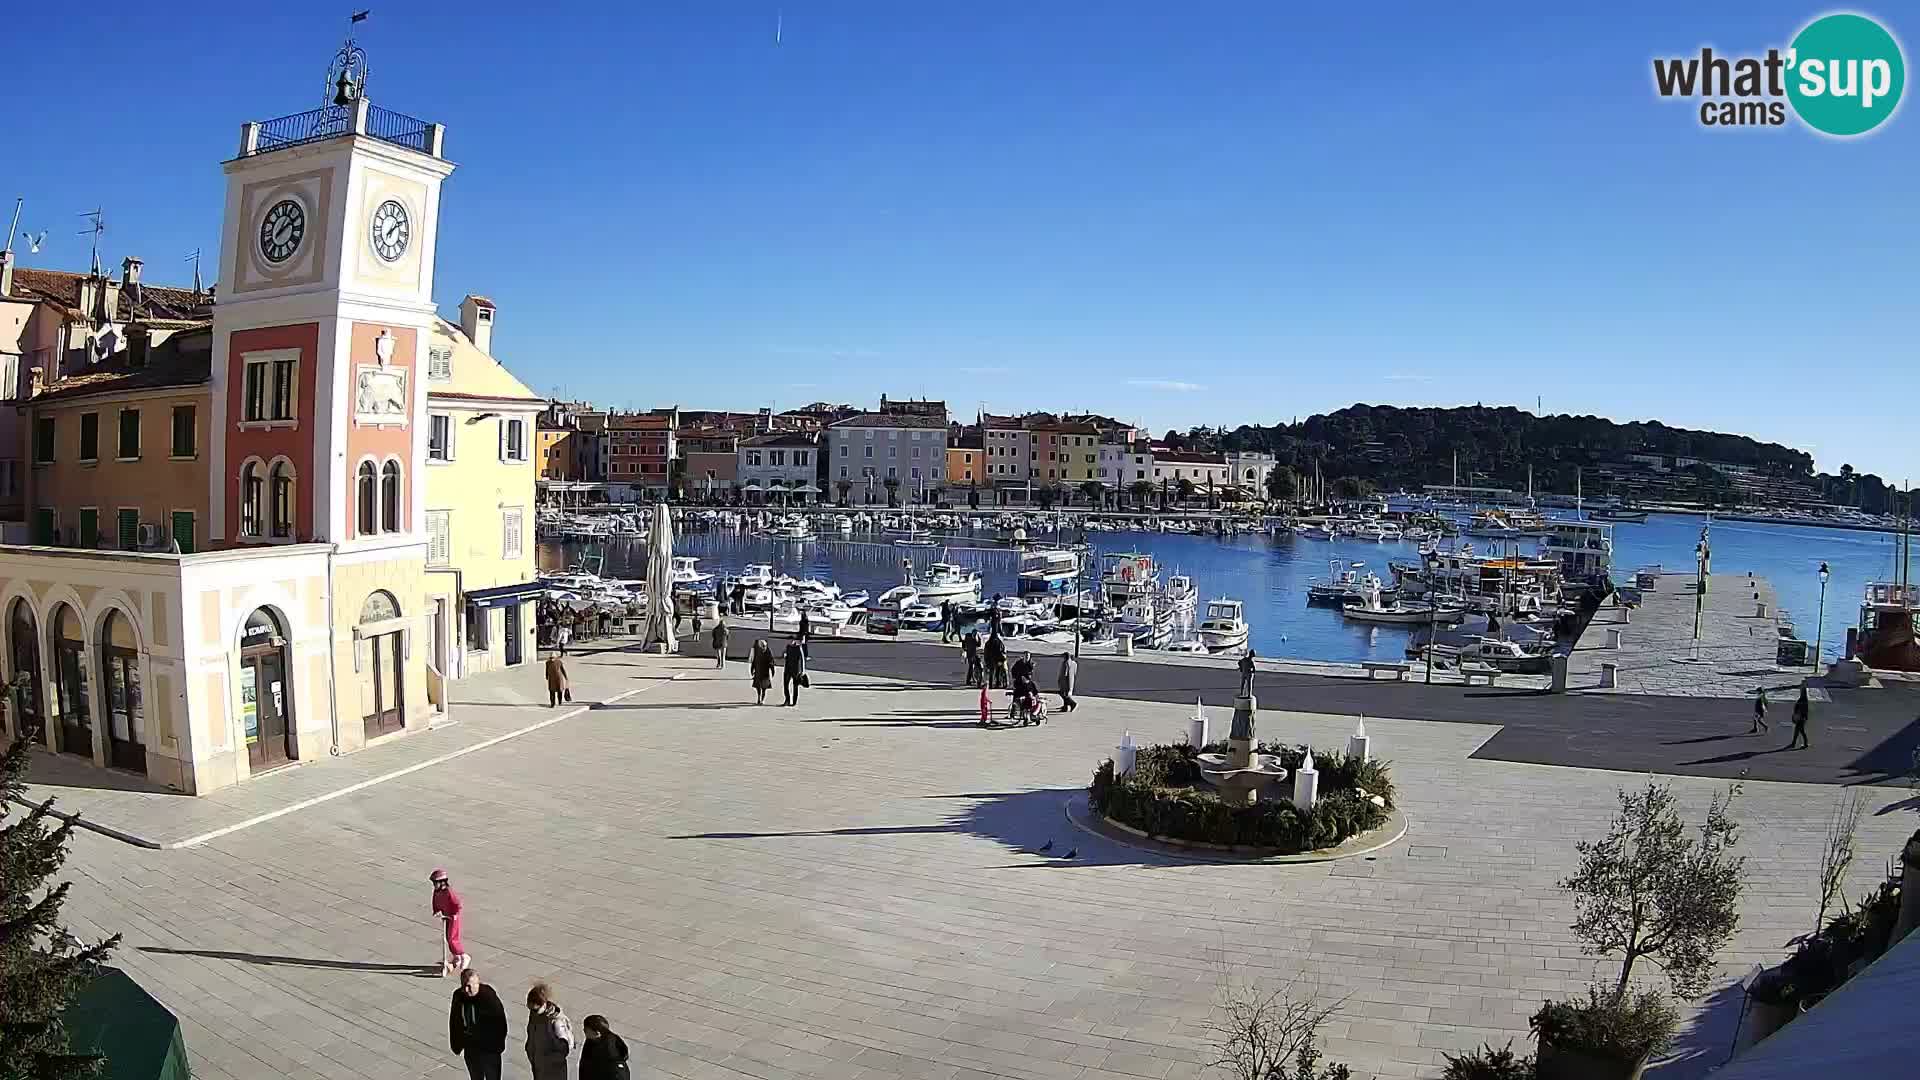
[525,982,574,1080]
[579,1015,632,1080]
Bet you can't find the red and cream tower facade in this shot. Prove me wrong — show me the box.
[210,85,453,748]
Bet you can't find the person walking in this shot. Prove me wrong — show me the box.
[429,869,470,976]
[524,983,574,1080]
[797,608,812,658]
[750,639,775,705]
[1057,653,1078,713]
[989,594,1004,637]
[711,617,730,670]
[1751,687,1769,733]
[731,582,747,615]
[782,637,807,706]
[984,628,1007,689]
[962,628,982,687]
[1238,649,1256,695]
[579,1015,632,1080]
[556,620,572,656]
[545,652,571,708]
[448,968,508,1080]
[1788,687,1811,749]
[940,600,953,643]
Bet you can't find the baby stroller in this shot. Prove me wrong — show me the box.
[1006,677,1048,727]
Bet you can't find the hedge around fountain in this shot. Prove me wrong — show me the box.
[1087,742,1394,854]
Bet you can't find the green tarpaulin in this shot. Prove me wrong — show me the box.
[60,967,189,1080]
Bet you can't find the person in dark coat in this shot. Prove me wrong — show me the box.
[984,628,1007,689]
[731,582,747,615]
[449,969,509,1080]
[797,608,812,657]
[962,629,982,687]
[545,653,571,707]
[782,638,807,706]
[579,1014,631,1080]
[1238,649,1256,695]
[989,594,1004,637]
[1751,687,1769,733]
[1788,687,1811,749]
[749,640,775,705]
[1010,651,1035,685]
[940,600,954,643]
[524,982,573,1080]
[711,617,730,669]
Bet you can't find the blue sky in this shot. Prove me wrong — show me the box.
[7,4,1915,479]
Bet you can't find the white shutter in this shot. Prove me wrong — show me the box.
[503,508,523,559]
[498,418,508,462]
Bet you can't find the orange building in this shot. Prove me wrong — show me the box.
[536,424,574,480]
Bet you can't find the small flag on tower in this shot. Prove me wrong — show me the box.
[351,10,370,23]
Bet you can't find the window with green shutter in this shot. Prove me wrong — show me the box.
[32,508,54,545]
[171,511,195,554]
[78,508,98,548]
[117,509,139,550]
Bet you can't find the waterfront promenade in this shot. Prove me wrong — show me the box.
[28,632,1920,1080]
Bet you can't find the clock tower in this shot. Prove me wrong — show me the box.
[210,38,453,745]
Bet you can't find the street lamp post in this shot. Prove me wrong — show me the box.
[1815,561,1830,670]
[1693,540,1707,640]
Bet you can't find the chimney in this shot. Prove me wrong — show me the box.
[122,256,142,287]
[460,295,496,355]
[0,249,13,296]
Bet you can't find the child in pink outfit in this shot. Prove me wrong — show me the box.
[430,869,470,975]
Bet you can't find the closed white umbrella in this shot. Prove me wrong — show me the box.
[643,502,678,653]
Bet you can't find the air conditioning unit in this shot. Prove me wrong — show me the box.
[137,523,164,548]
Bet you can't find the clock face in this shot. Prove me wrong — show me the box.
[258,199,305,264]
[370,199,411,262]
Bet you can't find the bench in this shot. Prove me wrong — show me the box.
[1361,661,1410,681]
[1460,663,1501,686]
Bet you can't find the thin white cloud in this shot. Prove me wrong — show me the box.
[1127,378,1206,392]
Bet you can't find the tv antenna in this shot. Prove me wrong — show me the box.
[184,249,205,294]
[78,207,105,276]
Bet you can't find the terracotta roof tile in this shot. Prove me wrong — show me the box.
[6,267,211,323]
[32,325,213,404]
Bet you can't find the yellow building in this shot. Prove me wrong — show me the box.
[536,424,573,480]
[423,296,543,677]
[946,444,981,488]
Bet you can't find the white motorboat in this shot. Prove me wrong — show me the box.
[668,556,713,587]
[1415,636,1553,674]
[740,585,776,611]
[1017,548,1081,598]
[1295,523,1334,540]
[1163,574,1198,614]
[840,589,870,609]
[1196,599,1250,649]
[916,562,982,601]
[1164,638,1208,654]
[900,601,944,628]
[875,585,919,610]
[1342,582,1464,625]
[736,563,774,587]
[1306,561,1370,605]
[767,518,815,541]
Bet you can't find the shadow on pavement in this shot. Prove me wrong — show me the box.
[141,946,441,977]
[667,787,1188,868]
[1646,980,1746,1080]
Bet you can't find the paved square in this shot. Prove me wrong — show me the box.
[46,644,1919,1080]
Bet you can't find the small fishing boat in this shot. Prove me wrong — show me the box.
[1197,599,1250,650]
[1163,573,1199,614]
[916,562,983,601]
[668,556,713,587]
[767,517,815,541]
[736,563,774,587]
[900,601,944,629]
[1342,582,1464,625]
[875,585,919,610]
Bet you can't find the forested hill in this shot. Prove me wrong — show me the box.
[1172,405,1815,494]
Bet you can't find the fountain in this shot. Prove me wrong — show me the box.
[1194,689,1288,805]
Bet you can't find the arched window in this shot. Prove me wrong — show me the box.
[240,461,263,538]
[270,462,295,539]
[356,461,377,536]
[380,461,401,532]
[99,610,144,773]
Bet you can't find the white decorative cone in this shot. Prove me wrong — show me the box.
[643,503,678,653]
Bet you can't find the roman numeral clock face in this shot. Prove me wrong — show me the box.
[371,199,411,262]
[258,199,305,264]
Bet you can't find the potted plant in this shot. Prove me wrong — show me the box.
[1534,782,1744,1080]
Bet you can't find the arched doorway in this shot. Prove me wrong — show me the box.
[239,608,295,770]
[51,604,91,759]
[359,591,405,738]
[99,610,146,773]
[7,599,42,740]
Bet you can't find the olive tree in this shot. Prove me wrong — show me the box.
[1561,781,1744,999]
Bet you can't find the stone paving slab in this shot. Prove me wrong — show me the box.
[1567,572,1805,698]
[48,648,1920,1080]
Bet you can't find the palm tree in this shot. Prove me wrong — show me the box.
[1127,480,1154,510]
[882,475,901,507]
[835,478,852,506]
[1079,480,1104,508]
[1176,477,1197,507]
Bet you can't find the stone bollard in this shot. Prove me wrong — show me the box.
[1347,716,1369,763]
[1292,751,1319,811]
[1115,732,1138,777]
[1118,635,1134,657]
[1606,628,1623,649]
[1599,661,1618,689]
[1187,698,1208,749]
